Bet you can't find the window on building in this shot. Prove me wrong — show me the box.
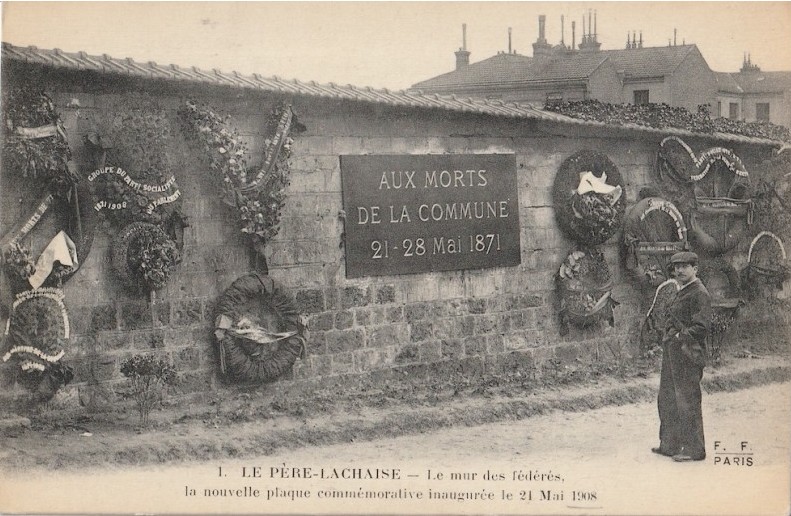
[756,103,770,122]
[546,92,563,104]
[717,101,722,117]
[729,102,739,119]
[633,90,650,105]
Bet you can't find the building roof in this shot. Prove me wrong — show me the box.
[0,42,783,147]
[411,51,610,91]
[715,72,744,94]
[732,71,791,94]
[601,44,699,79]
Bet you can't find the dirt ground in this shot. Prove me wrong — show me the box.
[1,381,788,515]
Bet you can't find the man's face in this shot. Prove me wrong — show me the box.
[674,262,698,285]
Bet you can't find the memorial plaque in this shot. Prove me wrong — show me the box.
[340,154,521,278]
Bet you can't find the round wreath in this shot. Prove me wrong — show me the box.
[742,231,789,294]
[2,288,74,400]
[112,222,181,292]
[556,247,618,334]
[623,196,688,286]
[553,150,626,245]
[214,273,307,383]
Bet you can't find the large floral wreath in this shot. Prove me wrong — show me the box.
[556,247,618,334]
[214,273,307,383]
[553,150,626,246]
[112,222,181,293]
[1,288,74,401]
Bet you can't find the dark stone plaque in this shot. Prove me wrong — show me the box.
[340,154,521,278]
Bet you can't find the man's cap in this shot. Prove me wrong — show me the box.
[670,251,698,265]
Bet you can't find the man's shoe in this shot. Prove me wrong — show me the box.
[651,447,674,457]
[672,453,706,462]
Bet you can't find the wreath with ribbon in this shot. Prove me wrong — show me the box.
[553,150,626,246]
[741,231,789,296]
[556,247,619,335]
[214,273,307,382]
[1,288,74,401]
[697,257,743,361]
[623,196,688,286]
[657,137,753,256]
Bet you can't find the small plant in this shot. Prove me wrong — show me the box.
[120,354,177,425]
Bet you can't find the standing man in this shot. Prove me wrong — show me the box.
[653,251,712,462]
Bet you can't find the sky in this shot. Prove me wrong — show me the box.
[2,2,791,91]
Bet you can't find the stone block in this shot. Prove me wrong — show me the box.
[171,299,202,327]
[496,349,536,374]
[504,332,528,350]
[90,304,118,332]
[295,289,325,313]
[341,286,370,308]
[310,354,332,376]
[409,320,433,342]
[467,298,487,314]
[174,347,201,370]
[418,340,443,362]
[487,335,506,354]
[368,324,408,348]
[355,348,388,371]
[394,344,419,364]
[335,310,354,330]
[331,352,355,375]
[441,339,465,359]
[474,314,499,335]
[464,336,487,356]
[99,331,134,351]
[152,301,171,328]
[306,331,327,355]
[386,306,404,323]
[375,284,397,304]
[308,312,334,332]
[325,329,365,354]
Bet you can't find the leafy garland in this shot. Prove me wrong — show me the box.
[545,99,791,143]
[178,100,297,251]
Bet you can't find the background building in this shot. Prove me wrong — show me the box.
[413,15,791,128]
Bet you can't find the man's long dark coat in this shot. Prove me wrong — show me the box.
[658,278,712,457]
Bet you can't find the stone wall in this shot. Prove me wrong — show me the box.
[0,64,779,408]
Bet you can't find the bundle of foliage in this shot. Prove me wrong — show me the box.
[120,354,177,425]
[556,247,618,333]
[179,100,297,251]
[545,100,790,142]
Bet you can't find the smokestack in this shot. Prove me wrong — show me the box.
[455,23,471,69]
[626,32,631,49]
[674,28,677,46]
[561,15,565,46]
[572,21,576,50]
[539,14,546,42]
[594,10,597,41]
[508,27,512,53]
[639,31,643,48]
[463,23,467,50]
[588,10,592,39]
[582,13,586,43]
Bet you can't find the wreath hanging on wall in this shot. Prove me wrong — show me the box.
[556,247,619,335]
[1,88,77,193]
[553,150,626,246]
[623,196,688,286]
[214,273,307,382]
[741,231,789,296]
[639,278,680,357]
[111,222,182,293]
[697,257,743,361]
[1,288,74,401]
[656,137,753,256]
[83,101,188,295]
